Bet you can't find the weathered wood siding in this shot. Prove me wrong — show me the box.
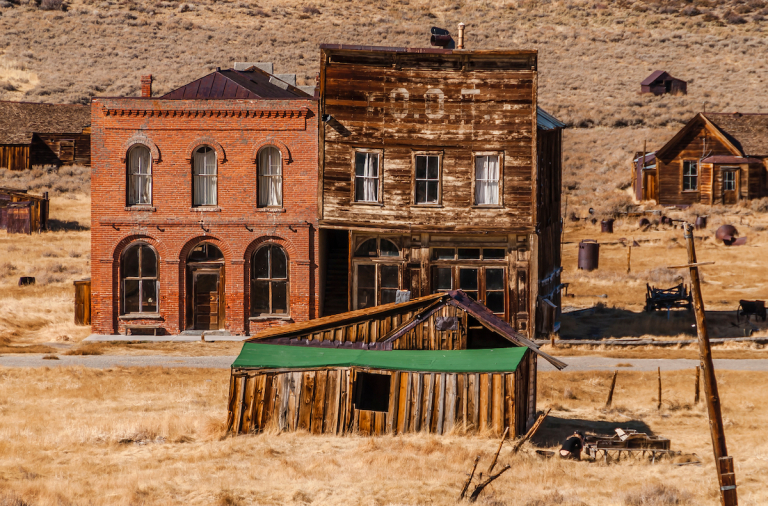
[0,145,30,171]
[319,49,538,233]
[31,133,91,167]
[228,364,528,437]
[536,128,562,318]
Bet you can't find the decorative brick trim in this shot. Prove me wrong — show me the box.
[103,108,308,118]
[120,133,161,163]
[112,234,169,263]
[253,137,293,164]
[186,137,227,163]
[178,235,235,263]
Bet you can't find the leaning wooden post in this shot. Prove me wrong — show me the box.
[459,455,481,501]
[694,366,701,405]
[627,244,632,274]
[605,370,618,408]
[684,223,737,506]
[486,427,509,476]
[657,367,662,410]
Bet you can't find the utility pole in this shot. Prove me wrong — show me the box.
[684,223,737,506]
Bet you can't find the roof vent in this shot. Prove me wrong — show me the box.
[233,62,273,74]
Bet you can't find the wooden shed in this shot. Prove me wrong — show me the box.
[0,101,91,171]
[227,290,566,437]
[0,187,49,234]
[640,71,687,96]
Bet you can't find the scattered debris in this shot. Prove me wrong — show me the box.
[601,219,614,233]
[737,300,766,323]
[41,354,59,360]
[695,216,708,230]
[458,428,511,503]
[716,224,747,246]
[644,283,692,313]
[585,428,680,464]
[510,408,551,455]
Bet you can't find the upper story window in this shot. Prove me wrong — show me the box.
[683,160,698,191]
[258,146,283,207]
[193,146,217,206]
[122,242,158,315]
[414,154,440,205]
[127,145,152,206]
[354,151,380,203]
[475,155,500,205]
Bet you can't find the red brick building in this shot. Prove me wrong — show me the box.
[90,68,318,336]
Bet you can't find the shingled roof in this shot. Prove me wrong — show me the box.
[161,67,312,100]
[704,113,768,156]
[0,101,91,145]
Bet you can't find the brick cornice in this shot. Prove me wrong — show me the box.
[102,107,309,119]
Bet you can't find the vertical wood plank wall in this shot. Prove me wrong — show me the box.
[228,366,527,437]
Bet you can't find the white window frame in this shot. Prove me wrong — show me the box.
[473,153,503,206]
[353,150,382,204]
[192,146,218,207]
[258,146,283,208]
[682,160,698,192]
[413,152,442,205]
[127,145,152,206]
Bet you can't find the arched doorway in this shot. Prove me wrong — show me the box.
[186,242,224,330]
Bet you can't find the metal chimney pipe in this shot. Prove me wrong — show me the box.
[457,22,465,49]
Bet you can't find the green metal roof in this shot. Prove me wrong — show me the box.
[233,343,527,373]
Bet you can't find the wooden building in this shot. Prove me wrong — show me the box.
[0,187,49,234]
[635,113,768,205]
[0,101,91,171]
[227,290,566,437]
[640,71,687,96]
[317,45,565,339]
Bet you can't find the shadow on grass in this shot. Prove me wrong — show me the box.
[47,219,89,232]
[532,415,653,447]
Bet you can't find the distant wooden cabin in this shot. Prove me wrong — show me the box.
[0,187,49,234]
[640,71,687,96]
[636,113,768,205]
[227,290,566,437]
[0,101,91,171]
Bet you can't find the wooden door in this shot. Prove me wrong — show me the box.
[722,169,738,205]
[408,268,421,298]
[193,272,220,330]
[643,170,657,202]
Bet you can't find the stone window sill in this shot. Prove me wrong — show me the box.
[190,207,222,212]
[255,208,286,213]
[125,206,156,212]
[250,316,293,322]
[119,313,163,320]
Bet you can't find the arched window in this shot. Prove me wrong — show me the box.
[127,145,152,206]
[252,244,288,316]
[193,146,217,206]
[122,243,158,314]
[258,146,282,207]
[353,238,401,309]
[355,238,400,258]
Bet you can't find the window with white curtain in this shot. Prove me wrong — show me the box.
[258,146,282,207]
[127,145,152,206]
[354,152,379,202]
[474,155,500,205]
[193,146,217,206]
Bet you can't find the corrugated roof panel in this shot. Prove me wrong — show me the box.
[536,106,565,131]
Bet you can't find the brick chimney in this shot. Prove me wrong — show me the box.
[141,75,153,98]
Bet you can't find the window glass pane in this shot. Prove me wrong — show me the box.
[486,268,504,290]
[142,280,158,312]
[464,291,478,301]
[123,247,140,278]
[259,147,281,176]
[426,181,438,203]
[357,288,376,309]
[415,181,427,204]
[271,246,287,278]
[356,239,378,257]
[415,156,427,180]
[380,264,399,288]
[369,153,379,178]
[483,248,506,260]
[380,239,399,257]
[486,291,505,313]
[140,245,157,277]
[124,280,140,313]
[272,281,288,313]
[381,289,397,305]
[354,177,366,202]
[458,248,481,260]
[427,156,439,180]
[358,264,376,289]
[433,267,452,291]
[433,248,455,260]
[252,280,270,313]
[459,268,478,291]
[355,152,368,176]
[253,247,270,279]
[189,243,223,262]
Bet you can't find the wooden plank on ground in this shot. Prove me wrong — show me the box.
[311,370,328,434]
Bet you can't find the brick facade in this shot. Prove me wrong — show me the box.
[90,96,318,336]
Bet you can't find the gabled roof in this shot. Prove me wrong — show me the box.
[161,67,312,100]
[537,107,565,131]
[655,113,743,161]
[0,101,91,145]
[248,290,566,370]
[703,113,768,157]
[641,70,685,86]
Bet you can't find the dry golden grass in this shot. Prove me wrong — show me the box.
[0,366,766,505]
[61,341,244,356]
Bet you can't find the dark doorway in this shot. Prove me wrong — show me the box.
[194,271,220,330]
[466,316,514,349]
[186,242,225,330]
[354,372,391,412]
[322,229,349,316]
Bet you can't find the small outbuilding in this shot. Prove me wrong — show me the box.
[0,187,49,234]
[227,290,566,437]
[640,71,687,96]
[0,101,91,171]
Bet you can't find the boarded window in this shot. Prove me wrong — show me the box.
[723,170,736,191]
[415,155,440,204]
[354,372,391,412]
[127,146,152,206]
[258,146,282,207]
[193,146,217,206]
[354,152,379,202]
[475,155,500,205]
[683,160,698,191]
[252,244,289,315]
[122,243,158,314]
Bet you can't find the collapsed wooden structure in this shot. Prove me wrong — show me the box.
[0,187,49,234]
[227,290,566,437]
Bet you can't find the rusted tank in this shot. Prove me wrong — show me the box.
[601,219,614,233]
[716,224,738,244]
[638,217,651,228]
[578,240,600,271]
[695,216,707,230]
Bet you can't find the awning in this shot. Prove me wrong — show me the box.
[233,343,527,373]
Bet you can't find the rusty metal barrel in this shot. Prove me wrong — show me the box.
[695,216,708,230]
[578,240,600,271]
[601,219,614,233]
